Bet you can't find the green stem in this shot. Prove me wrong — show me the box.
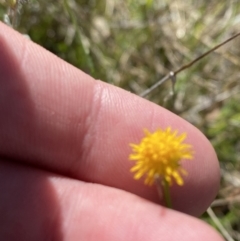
[154,176,172,208]
[162,180,172,208]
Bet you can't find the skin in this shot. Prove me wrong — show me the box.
[0,22,224,241]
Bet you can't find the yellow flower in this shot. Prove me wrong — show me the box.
[129,127,194,186]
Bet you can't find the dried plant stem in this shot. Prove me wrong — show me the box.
[11,4,18,28]
[140,73,172,97]
[207,207,234,241]
[4,0,29,29]
[174,32,240,75]
[140,32,240,98]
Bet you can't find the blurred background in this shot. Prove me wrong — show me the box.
[1,0,240,240]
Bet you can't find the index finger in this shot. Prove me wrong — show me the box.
[0,22,220,216]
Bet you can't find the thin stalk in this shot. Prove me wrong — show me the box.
[154,175,172,208]
[140,32,240,97]
[162,179,172,208]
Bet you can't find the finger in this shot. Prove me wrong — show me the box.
[0,161,224,241]
[0,22,219,216]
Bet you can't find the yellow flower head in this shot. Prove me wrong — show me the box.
[129,127,194,186]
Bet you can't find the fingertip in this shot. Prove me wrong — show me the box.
[92,82,220,216]
[171,128,220,216]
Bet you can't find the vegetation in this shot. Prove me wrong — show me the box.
[1,0,240,239]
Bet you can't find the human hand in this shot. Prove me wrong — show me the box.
[0,22,223,241]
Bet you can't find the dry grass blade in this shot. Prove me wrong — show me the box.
[207,207,235,241]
